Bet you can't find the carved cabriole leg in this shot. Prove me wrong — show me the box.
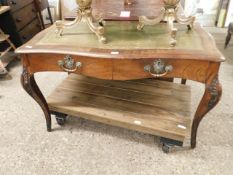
[21,56,52,132]
[191,63,222,148]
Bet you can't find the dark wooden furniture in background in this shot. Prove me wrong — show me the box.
[0,5,16,75]
[225,22,233,48]
[0,26,16,75]
[34,0,53,30]
[1,0,42,47]
[0,3,20,47]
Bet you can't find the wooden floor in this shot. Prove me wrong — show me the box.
[47,74,191,142]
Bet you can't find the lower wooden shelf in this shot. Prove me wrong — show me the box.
[47,74,191,142]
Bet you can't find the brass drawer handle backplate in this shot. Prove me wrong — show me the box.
[144,59,173,77]
[57,55,82,73]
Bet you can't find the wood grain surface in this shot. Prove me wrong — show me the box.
[65,0,164,21]
[47,74,191,141]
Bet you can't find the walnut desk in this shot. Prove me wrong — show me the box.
[16,21,224,152]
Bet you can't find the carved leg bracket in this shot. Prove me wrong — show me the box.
[191,76,222,148]
[21,68,52,132]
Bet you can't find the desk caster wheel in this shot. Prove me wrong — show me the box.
[160,137,183,153]
[55,114,67,126]
[162,143,172,153]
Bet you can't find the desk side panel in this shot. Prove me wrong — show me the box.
[25,53,113,80]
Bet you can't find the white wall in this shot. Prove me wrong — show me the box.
[60,0,77,18]
[47,0,77,19]
[184,0,198,15]
[225,0,233,26]
[185,0,220,15]
[198,0,220,14]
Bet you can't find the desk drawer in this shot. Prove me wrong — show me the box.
[12,2,37,31]
[24,54,209,82]
[27,54,113,80]
[6,0,33,12]
[19,18,41,43]
[113,59,209,82]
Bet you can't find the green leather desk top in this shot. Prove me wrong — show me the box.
[16,21,224,62]
[38,22,202,50]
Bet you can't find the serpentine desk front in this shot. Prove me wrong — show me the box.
[16,21,224,152]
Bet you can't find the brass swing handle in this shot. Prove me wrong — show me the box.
[144,59,173,78]
[57,56,82,73]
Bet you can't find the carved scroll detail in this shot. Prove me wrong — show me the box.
[191,75,222,148]
[207,77,219,109]
[22,67,32,96]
